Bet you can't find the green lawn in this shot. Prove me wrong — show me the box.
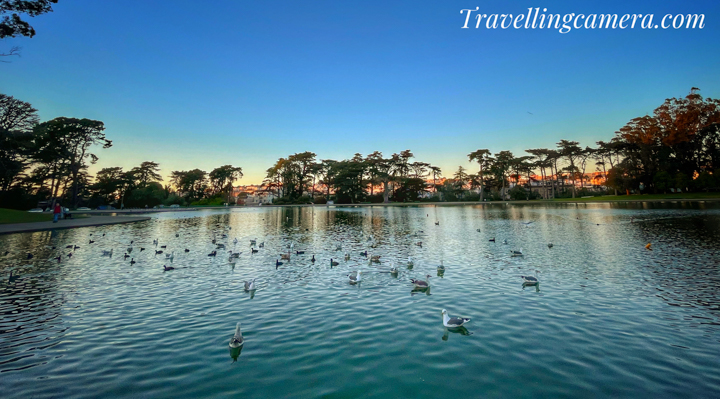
[551,192,720,202]
[0,208,53,224]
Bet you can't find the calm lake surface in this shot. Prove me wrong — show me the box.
[2,203,720,398]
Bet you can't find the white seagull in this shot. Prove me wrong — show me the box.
[244,278,256,291]
[229,323,244,348]
[348,271,362,284]
[442,309,471,328]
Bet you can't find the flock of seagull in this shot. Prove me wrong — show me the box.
[4,216,549,353]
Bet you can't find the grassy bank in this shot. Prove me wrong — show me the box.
[0,208,91,224]
[0,208,53,224]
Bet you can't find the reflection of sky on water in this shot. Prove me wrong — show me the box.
[1,202,719,398]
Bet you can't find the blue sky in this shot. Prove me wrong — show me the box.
[2,0,719,184]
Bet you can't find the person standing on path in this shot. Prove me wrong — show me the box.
[53,202,62,223]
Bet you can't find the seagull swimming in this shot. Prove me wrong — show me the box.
[229,323,244,348]
[521,270,540,285]
[442,309,471,328]
[410,275,431,288]
[390,262,398,276]
[244,278,256,291]
[348,270,362,284]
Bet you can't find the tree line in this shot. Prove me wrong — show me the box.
[1,88,718,209]
[262,88,719,204]
[0,94,243,209]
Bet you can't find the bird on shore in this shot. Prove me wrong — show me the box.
[410,275,431,289]
[442,309,470,328]
[348,270,362,284]
[229,323,244,348]
[244,279,256,291]
[521,270,539,285]
[164,265,175,271]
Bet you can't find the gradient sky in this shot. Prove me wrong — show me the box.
[2,0,719,184]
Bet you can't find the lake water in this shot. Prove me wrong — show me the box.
[2,203,720,398]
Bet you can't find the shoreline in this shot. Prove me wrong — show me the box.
[79,196,720,214]
[238,197,720,207]
[0,216,152,235]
